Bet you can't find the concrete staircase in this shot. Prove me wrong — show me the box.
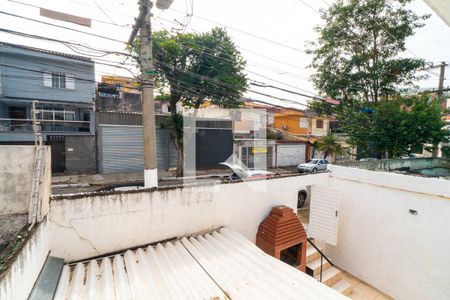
[306,242,352,296]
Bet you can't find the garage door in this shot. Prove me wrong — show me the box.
[98,125,177,173]
[276,144,306,167]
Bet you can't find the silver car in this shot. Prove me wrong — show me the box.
[297,159,329,173]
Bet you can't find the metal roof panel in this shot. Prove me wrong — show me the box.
[54,228,348,299]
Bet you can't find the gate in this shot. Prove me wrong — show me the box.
[98,125,177,173]
[47,135,65,173]
[240,146,274,169]
[276,143,306,167]
[196,128,233,169]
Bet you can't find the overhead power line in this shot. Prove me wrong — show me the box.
[166,6,307,54]
[7,0,132,28]
[0,10,127,44]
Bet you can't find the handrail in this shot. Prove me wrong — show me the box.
[307,238,335,282]
[307,238,334,266]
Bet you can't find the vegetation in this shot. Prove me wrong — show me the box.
[310,140,320,158]
[307,0,429,103]
[129,27,247,176]
[338,96,449,158]
[306,0,450,158]
[316,134,343,160]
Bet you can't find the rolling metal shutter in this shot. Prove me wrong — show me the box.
[276,144,306,167]
[99,125,177,173]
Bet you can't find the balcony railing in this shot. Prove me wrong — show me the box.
[0,118,91,133]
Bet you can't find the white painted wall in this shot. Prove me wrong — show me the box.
[323,165,450,300]
[48,174,327,261]
[0,221,50,300]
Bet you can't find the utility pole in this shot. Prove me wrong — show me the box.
[427,61,448,157]
[129,0,174,187]
[437,61,448,101]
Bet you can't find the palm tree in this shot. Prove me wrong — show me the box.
[317,134,343,161]
[310,140,320,158]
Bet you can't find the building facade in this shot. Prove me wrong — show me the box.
[0,42,96,174]
[274,109,331,138]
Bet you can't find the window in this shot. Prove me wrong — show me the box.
[42,71,75,89]
[316,119,324,129]
[35,108,76,121]
[299,118,308,128]
[52,72,66,89]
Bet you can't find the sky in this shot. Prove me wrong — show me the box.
[0,0,449,111]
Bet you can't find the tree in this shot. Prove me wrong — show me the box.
[338,95,449,158]
[317,134,343,161]
[130,27,247,176]
[307,0,429,103]
[310,140,320,158]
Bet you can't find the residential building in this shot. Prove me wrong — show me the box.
[274,109,332,139]
[96,75,183,114]
[0,42,95,174]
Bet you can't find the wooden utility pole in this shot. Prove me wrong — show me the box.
[129,0,158,188]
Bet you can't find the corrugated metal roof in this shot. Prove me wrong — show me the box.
[54,228,348,299]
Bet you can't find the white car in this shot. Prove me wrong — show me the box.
[297,159,329,173]
[220,162,308,208]
[220,162,275,180]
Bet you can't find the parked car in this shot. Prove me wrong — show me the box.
[297,159,329,173]
[220,162,275,180]
[221,162,309,209]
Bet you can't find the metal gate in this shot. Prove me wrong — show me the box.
[98,125,177,173]
[47,135,65,173]
[240,146,274,169]
[276,143,306,167]
[196,128,233,169]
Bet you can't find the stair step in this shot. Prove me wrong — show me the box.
[306,244,323,263]
[315,266,343,287]
[331,279,352,296]
[306,257,332,276]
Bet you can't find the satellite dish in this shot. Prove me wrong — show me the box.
[156,0,174,10]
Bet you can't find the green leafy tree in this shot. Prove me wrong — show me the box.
[130,27,247,176]
[338,95,449,158]
[317,134,343,161]
[307,0,429,103]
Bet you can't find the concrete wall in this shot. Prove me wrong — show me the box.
[48,173,327,262]
[324,165,450,300]
[65,135,96,174]
[0,220,50,300]
[0,146,35,215]
[338,157,450,172]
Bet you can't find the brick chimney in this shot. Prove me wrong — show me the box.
[256,205,307,272]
